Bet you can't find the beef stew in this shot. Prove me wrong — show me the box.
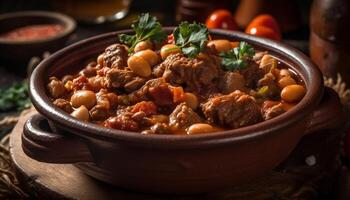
[47,14,305,135]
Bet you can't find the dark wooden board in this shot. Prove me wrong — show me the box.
[8,109,349,200]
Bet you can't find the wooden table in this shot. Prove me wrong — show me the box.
[9,109,349,200]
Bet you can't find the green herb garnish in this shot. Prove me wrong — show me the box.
[173,22,209,58]
[0,80,31,111]
[220,42,255,71]
[118,13,167,53]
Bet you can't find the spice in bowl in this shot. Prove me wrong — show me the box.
[0,24,64,41]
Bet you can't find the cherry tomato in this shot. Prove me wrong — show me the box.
[246,14,281,35]
[246,25,281,41]
[206,9,238,31]
[245,14,281,41]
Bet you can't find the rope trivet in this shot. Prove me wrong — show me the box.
[0,137,28,199]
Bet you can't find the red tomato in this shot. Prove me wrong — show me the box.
[245,14,281,41]
[246,14,281,35]
[206,9,238,30]
[131,101,157,116]
[246,25,281,41]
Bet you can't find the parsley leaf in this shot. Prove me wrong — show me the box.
[173,22,209,58]
[220,42,255,71]
[0,80,31,111]
[118,13,166,52]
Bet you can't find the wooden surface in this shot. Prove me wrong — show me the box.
[9,110,169,200]
[8,109,347,199]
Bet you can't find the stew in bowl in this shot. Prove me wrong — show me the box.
[23,14,343,194]
[47,14,306,135]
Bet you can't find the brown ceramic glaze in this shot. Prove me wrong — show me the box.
[22,28,343,194]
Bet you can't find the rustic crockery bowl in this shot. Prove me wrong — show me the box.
[23,28,343,194]
[0,11,76,64]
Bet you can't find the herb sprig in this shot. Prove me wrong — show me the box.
[173,22,209,58]
[220,42,255,71]
[118,13,167,53]
[0,80,31,111]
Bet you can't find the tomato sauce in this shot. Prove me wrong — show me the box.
[0,24,64,41]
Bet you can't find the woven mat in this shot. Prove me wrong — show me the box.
[0,74,349,199]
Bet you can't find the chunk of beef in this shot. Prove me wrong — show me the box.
[89,89,118,121]
[169,103,202,129]
[161,53,220,91]
[53,98,73,113]
[152,64,166,77]
[261,101,285,120]
[219,72,246,94]
[104,109,139,131]
[239,61,263,88]
[119,78,170,105]
[105,68,146,93]
[201,91,262,128]
[103,44,128,68]
[47,77,67,98]
[148,84,173,106]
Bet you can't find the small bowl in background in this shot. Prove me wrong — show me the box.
[0,11,76,72]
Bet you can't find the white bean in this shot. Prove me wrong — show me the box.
[187,123,215,135]
[71,105,90,121]
[70,90,96,109]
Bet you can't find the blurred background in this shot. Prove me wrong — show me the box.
[0,0,314,47]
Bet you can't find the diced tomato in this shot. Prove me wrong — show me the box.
[72,76,89,90]
[172,87,185,103]
[131,101,157,116]
[206,9,238,31]
[149,84,173,106]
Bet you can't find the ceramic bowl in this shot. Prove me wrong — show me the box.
[0,11,76,65]
[22,28,343,194]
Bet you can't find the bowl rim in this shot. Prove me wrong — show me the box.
[0,11,76,45]
[30,28,323,148]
